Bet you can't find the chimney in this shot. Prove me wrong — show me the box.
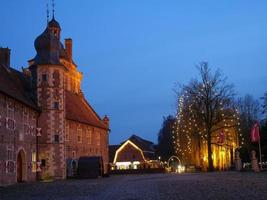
[0,47,10,67]
[65,38,72,62]
[103,115,110,127]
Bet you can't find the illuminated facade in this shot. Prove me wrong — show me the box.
[109,135,160,170]
[0,52,39,185]
[0,15,109,186]
[189,127,238,171]
[174,116,239,171]
[30,16,110,178]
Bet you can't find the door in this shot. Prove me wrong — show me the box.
[17,152,23,182]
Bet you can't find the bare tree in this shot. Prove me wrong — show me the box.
[237,95,260,161]
[157,115,176,161]
[261,92,267,116]
[175,62,238,171]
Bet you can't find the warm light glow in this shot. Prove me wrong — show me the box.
[113,140,147,163]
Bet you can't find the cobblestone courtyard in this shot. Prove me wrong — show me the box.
[1,172,267,200]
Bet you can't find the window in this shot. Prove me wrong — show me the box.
[6,101,15,130]
[23,108,30,134]
[42,74,47,82]
[77,129,82,143]
[72,151,76,158]
[7,148,14,161]
[6,147,15,174]
[96,131,100,146]
[32,151,37,172]
[41,159,46,167]
[54,134,59,143]
[53,102,59,110]
[65,124,69,141]
[86,129,92,144]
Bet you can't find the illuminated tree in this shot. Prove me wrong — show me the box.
[173,62,242,171]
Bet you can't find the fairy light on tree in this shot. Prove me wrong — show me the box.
[173,62,244,171]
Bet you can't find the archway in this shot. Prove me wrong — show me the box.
[17,150,26,183]
[168,156,181,168]
[168,156,184,173]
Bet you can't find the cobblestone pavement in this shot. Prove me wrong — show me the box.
[1,172,267,200]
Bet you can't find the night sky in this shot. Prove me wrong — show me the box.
[1,1,267,144]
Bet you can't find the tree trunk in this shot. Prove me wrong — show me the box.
[207,131,214,172]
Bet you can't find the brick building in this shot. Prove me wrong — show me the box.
[0,16,109,186]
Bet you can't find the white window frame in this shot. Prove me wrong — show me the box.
[6,101,15,130]
[6,146,14,174]
[23,108,30,135]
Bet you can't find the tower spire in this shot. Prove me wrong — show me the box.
[52,0,55,19]
[46,3,49,24]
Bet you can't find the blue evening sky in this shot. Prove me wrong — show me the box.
[1,1,267,144]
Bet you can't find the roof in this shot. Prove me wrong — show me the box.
[110,135,157,162]
[65,90,108,130]
[48,17,61,29]
[0,64,38,110]
[34,28,61,65]
[125,134,155,153]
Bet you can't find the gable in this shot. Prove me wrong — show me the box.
[113,140,146,163]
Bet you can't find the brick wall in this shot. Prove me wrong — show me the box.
[37,65,66,179]
[0,93,38,186]
[65,120,109,173]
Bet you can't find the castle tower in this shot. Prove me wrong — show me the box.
[32,17,66,179]
[27,11,110,179]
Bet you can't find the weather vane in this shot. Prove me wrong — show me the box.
[52,0,55,18]
[46,3,49,24]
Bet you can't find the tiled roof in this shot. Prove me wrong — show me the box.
[65,90,108,130]
[0,64,38,110]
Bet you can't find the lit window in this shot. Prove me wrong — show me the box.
[32,151,37,172]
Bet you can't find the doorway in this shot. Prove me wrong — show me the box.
[17,150,26,183]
